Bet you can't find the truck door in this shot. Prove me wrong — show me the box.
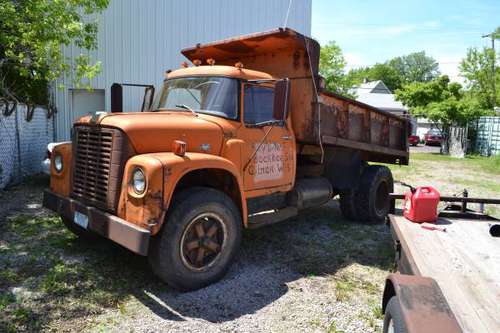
[239,80,295,192]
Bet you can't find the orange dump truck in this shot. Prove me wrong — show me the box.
[43,28,409,290]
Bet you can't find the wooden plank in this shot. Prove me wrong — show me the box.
[391,215,500,332]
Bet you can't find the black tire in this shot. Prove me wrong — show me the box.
[383,296,408,333]
[339,190,358,221]
[355,165,393,223]
[61,217,100,241]
[148,187,242,291]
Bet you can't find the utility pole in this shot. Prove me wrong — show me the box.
[482,31,497,107]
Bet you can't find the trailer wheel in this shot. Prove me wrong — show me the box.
[356,165,393,223]
[383,296,408,333]
[61,217,100,241]
[339,190,358,221]
[148,187,242,291]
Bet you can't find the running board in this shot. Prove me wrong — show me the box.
[247,207,298,229]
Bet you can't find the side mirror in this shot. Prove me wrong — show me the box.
[110,83,155,113]
[141,86,155,112]
[273,78,290,121]
[111,83,123,113]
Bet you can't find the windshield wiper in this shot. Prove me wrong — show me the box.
[175,104,198,117]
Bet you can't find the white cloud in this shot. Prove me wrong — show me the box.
[344,52,366,70]
[436,55,465,84]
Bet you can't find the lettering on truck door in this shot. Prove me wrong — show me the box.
[239,83,295,192]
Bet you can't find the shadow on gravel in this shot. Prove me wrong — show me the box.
[139,201,393,323]
[0,182,393,331]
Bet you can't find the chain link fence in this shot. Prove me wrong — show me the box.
[0,103,54,189]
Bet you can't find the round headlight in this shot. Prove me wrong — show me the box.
[132,168,146,194]
[54,154,63,172]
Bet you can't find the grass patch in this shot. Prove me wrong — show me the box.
[335,279,356,301]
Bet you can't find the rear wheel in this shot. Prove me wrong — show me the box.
[61,217,100,241]
[148,187,242,291]
[383,297,408,333]
[355,165,394,223]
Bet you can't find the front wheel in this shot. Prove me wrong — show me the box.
[148,187,242,290]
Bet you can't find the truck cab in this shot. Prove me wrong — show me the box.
[44,28,408,290]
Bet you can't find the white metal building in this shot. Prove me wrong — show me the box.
[53,0,312,140]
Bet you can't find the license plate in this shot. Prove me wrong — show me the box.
[74,211,89,229]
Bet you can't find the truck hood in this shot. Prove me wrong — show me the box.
[76,112,224,155]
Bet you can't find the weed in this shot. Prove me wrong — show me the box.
[335,279,356,302]
[327,321,345,333]
[0,269,19,286]
[0,292,16,311]
[372,304,383,319]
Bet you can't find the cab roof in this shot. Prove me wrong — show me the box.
[167,65,274,81]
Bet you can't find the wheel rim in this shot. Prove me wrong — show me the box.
[180,212,227,271]
[387,318,395,333]
[375,181,389,215]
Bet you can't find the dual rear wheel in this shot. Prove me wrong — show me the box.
[339,165,394,223]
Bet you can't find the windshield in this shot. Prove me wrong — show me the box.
[154,77,238,119]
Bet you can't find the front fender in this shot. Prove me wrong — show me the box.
[118,152,247,234]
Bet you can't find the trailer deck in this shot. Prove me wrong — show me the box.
[389,214,500,332]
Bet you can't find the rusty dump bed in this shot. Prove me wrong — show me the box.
[182,28,409,164]
[389,214,500,332]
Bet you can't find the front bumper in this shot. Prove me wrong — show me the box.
[43,190,150,255]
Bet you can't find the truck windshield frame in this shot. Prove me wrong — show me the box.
[153,76,239,120]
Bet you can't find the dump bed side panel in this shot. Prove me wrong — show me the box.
[318,92,409,164]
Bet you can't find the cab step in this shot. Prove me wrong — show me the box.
[247,207,298,229]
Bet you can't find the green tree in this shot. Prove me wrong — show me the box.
[459,46,499,109]
[0,0,109,105]
[389,51,440,85]
[396,76,489,153]
[346,52,439,92]
[319,41,354,97]
[347,63,402,92]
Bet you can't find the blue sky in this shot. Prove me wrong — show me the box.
[311,0,499,82]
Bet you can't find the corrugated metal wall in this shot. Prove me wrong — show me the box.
[476,116,500,156]
[54,0,312,140]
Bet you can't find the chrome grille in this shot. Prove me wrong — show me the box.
[72,126,115,211]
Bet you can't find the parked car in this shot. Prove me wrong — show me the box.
[424,129,442,146]
[408,135,419,146]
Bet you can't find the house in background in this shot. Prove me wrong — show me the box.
[53,0,312,140]
[351,80,417,135]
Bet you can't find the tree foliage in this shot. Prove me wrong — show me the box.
[347,63,402,92]
[396,76,488,132]
[459,46,500,109]
[0,0,109,105]
[319,41,354,97]
[347,51,440,92]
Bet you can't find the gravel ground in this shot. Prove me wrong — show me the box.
[1,177,391,333]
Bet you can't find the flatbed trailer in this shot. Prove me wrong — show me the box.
[382,208,500,333]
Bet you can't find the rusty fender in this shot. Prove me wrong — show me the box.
[382,273,462,333]
[118,152,247,235]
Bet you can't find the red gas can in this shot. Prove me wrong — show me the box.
[403,186,440,223]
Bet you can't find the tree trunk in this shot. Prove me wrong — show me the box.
[448,126,468,158]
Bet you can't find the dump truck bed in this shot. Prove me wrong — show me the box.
[389,214,500,332]
[182,28,409,165]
